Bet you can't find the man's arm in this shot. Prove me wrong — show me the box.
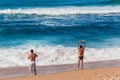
[83,42,86,49]
[79,40,86,48]
[28,54,30,60]
[77,40,83,48]
[35,54,38,57]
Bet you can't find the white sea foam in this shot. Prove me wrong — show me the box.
[0,45,120,67]
[0,6,120,15]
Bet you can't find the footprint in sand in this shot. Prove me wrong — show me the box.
[115,74,119,77]
[94,72,97,75]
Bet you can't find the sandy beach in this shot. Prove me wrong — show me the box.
[1,59,120,80]
[3,66,120,80]
[1,0,120,80]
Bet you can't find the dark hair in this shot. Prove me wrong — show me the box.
[80,45,83,48]
[30,49,34,53]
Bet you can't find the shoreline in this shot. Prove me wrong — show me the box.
[4,66,120,80]
[1,59,120,79]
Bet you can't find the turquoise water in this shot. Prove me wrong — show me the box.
[0,0,120,48]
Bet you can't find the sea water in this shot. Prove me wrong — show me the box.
[0,0,120,67]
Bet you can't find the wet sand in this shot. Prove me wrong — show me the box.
[1,59,120,80]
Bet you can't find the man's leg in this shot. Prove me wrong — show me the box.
[33,62,37,75]
[80,59,83,69]
[29,64,34,75]
[34,69,36,75]
[31,64,35,75]
[77,59,80,70]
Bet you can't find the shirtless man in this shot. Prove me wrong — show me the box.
[77,40,85,70]
[28,49,38,75]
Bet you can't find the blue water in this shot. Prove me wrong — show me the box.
[0,0,120,9]
[0,0,109,8]
[1,0,120,67]
[0,0,120,48]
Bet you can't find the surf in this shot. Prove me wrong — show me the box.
[0,45,120,67]
[0,6,120,15]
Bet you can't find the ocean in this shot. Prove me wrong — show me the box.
[0,0,120,67]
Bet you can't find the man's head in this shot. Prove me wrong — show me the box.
[79,45,83,48]
[30,49,34,53]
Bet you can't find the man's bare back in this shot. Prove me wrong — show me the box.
[28,53,37,61]
[78,48,84,56]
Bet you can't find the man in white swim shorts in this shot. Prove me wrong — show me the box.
[28,49,38,75]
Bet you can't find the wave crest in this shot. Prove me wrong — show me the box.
[0,6,120,15]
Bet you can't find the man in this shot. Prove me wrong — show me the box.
[77,40,85,70]
[28,49,38,75]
